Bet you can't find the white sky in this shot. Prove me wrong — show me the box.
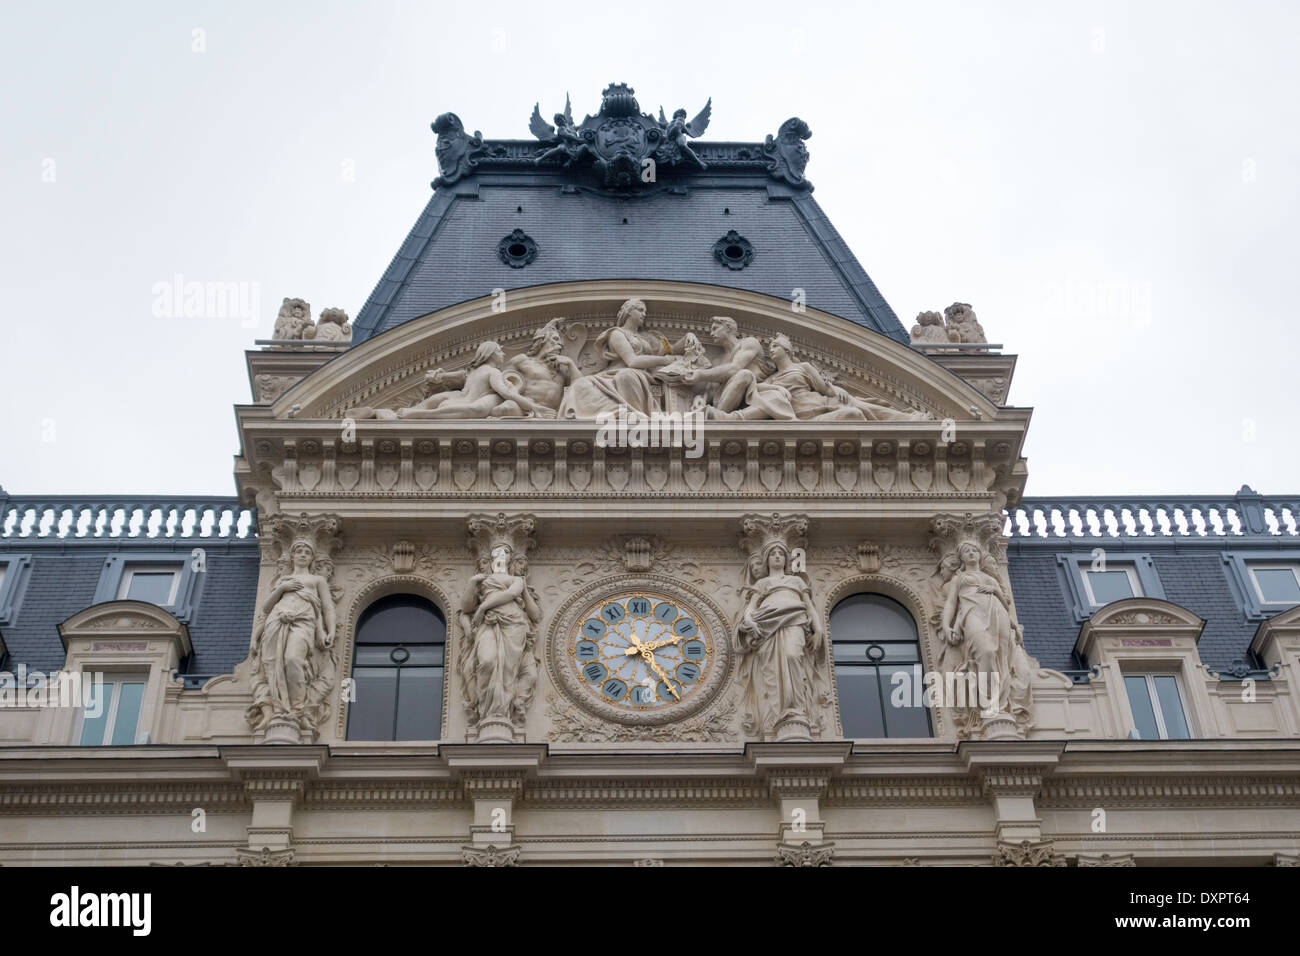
[1,0,1296,498]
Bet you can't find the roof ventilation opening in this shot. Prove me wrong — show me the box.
[724,207,730,215]
[516,205,523,213]
[497,229,538,268]
[622,217,629,224]
[713,230,754,270]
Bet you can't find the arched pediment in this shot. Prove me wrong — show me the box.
[59,600,191,655]
[1076,598,1206,660]
[268,281,1014,423]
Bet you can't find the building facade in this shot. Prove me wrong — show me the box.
[2,85,1299,867]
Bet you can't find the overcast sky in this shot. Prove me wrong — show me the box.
[1,0,1296,499]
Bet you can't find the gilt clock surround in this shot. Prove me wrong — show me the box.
[546,574,734,727]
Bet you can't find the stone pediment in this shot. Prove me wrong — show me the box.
[235,282,1030,520]
[58,600,192,658]
[264,282,1008,423]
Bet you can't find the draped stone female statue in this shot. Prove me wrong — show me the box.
[247,534,337,740]
[458,542,541,742]
[559,298,680,418]
[736,517,829,741]
[937,540,1032,733]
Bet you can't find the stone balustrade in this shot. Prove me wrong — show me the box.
[0,495,254,539]
[1006,487,1299,539]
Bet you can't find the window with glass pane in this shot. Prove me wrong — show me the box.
[347,594,446,741]
[79,675,147,745]
[118,567,179,605]
[1251,566,1300,605]
[1084,568,1137,605]
[830,593,931,738]
[1123,673,1190,740]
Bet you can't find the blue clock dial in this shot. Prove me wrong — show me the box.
[569,591,715,712]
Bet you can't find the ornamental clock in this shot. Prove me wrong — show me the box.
[549,578,732,727]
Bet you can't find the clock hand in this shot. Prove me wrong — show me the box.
[624,634,683,655]
[639,650,681,700]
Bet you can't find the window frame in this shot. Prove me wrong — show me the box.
[93,552,201,622]
[116,565,183,605]
[1122,671,1192,740]
[0,553,33,626]
[1080,564,1142,606]
[1056,552,1165,623]
[829,592,933,740]
[1221,550,1300,621]
[345,593,448,743]
[1247,563,1300,607]
[75,671,151,746]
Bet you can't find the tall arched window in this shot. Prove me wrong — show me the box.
[347,594,446,741]
[830,593,932,738]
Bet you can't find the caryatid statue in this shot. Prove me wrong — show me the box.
[458,513,541,743]
[246,513,342,743]
[735,514,832,741]
[930,513,1036,739]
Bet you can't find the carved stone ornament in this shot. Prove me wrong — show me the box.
[529,83,711,187]
[462,844,521,867]
[305,307,351,342]
[1077,853,1137,867]
[459,514,541,743]
[237,847,296,867]
[498,228,539,268]
[929,513,1036,739]
[713,230,754,270]
[777,840,834,867]
[245,513,343,743]
[736,514,832,741]
[272,297,312,340]
[763,117,813,190]
[992,840,1065,867]
[431,111,485,189]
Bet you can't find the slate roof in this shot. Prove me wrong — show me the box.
[351,143,910,345]
[0,540,259,677]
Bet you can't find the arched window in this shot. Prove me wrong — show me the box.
[347,594,446,741]
[830,593,932,738]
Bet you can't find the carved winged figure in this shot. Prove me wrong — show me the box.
[657,99,711,168]
[530,94,593,166]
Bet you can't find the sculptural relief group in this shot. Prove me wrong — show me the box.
[241,509,1037,746]
[345,298,934,426]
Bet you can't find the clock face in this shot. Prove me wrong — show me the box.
[568,592,714,712]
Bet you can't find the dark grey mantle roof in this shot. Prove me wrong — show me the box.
[351,136,910,345]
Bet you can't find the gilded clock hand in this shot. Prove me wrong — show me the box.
[624,634,682,655]
[639,649,681,700]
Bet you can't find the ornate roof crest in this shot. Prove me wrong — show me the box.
[528,83,712,187]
